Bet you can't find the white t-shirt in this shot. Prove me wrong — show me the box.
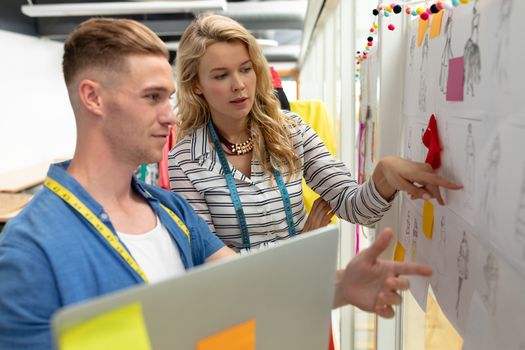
[117,217,185,283]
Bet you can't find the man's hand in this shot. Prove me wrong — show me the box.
[302,198,333,233]
[333,228,432,317]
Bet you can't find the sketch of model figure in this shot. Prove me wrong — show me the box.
[464,0,481,97]
[405,210,412,247]
[482,252,499,315]
[456,231,469,318]
[465,123,476,208]
[418,34,429,113]
[441,121,455,183]
[408,35,416,72]
[495,0,513,86]
[515,164,525,258]
[410,217,418,262]
[480,136,500,226]
[432,216,447,292]
[439,14,454,94]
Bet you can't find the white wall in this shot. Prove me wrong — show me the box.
[0,30,75,174]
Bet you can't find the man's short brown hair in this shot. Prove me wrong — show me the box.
[62,18,169,87]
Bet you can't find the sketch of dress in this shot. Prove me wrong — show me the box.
[439,14,454,94]
[441,121,455,182]
[465,123,475,208]
[456,231,469,318]
[404,209,412,248]
[432,216,447,292]
[515,164,525,258]
[419,34,429,113]
[495,0,513,86]
[464,0,481,97]
[482,252,499,315]
[410,217,418,262]
[419,127,426,162]
[480,135,500,226]
[407,126,413,160]
[408,34,416,72]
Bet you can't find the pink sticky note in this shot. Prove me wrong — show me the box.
[446,56,464,101]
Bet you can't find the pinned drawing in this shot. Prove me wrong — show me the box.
[456,231,469,318]
[482,252,499,315]
[408,34,417,72]
[495,0,513,86]
[464,0,481,97]
[407,126,413,160]
[432,216,447,292]
[515,164,525,258]
[411,217,418,262]
[439,14,454,94]
[442,120,455,181]
[405,209,412,246]
[480,135,500,226]
[465,123,476,208]
[419,34,429,112]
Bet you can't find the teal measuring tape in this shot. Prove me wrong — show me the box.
[208,120,296,250]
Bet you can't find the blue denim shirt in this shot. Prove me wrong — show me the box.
[0,161,224,350]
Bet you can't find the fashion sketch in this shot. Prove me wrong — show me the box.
[480,135,500,226]
[464,0,481,97]
[407,126,413,160]
[419,127,426,162]
[410,217,418,262]
[408,34,417,72]
[482,252,499,315]
[495,0,513,86]
[439,13,454,94]
[418,34,429,113]
[431,216,447,292]
[515,164,525,258]
[441,121,455,182]
[465,123,476,208]
[456,231,469,318]
[404,209,412,247]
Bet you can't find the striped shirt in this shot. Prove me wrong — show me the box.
[168,112,392,251]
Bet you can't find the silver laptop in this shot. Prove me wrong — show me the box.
[52,225,339,349]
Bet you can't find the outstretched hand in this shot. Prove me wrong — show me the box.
[333,228,432,317]
[373,156,463,205]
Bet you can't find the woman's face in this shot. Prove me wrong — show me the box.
[194,40,256,125]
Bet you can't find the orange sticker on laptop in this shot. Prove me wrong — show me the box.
[196,319,255,350]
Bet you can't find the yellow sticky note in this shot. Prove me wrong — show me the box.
[423,200,434,239]
[59,302,152,350]
[418,18,430,47]
[430,11,444,39]
[425,293,463,349]
[393,240,406,262]
[197,319,255,350]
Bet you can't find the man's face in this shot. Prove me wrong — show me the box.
[101,54,176,165]
[194,40,256,125]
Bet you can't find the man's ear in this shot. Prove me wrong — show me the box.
[78,79,104,116]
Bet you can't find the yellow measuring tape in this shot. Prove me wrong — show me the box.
[44,177,191,283]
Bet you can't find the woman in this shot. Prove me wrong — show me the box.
[169,14,461,252]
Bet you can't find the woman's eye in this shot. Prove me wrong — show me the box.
[241,67,252,73]
[215,74,227,80]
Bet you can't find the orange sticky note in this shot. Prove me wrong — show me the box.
[197,320,255,350]
[430,11,444,39]
[393,240,406,262]
[422,200,434,239]
[418,18,430,47]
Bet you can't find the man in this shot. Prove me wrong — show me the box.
[0,18,430,349]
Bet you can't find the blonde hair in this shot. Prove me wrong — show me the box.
[175,14,300,179]
[63,18,168,87]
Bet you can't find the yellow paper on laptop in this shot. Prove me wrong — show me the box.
[58,302,152,350]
